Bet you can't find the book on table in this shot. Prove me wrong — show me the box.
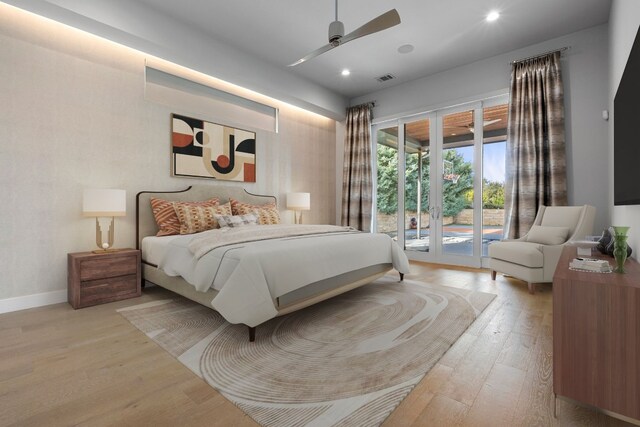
[569,258,612,272]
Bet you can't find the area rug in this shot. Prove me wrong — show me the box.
[118,276,495,427]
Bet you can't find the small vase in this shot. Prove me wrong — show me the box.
[612,226,630,273]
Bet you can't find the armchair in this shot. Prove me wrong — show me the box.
[489,205,596,294]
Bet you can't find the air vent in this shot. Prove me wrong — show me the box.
[376,74,395,82]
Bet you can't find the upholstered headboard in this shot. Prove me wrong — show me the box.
[136,185,277,251]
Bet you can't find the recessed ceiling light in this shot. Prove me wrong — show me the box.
[398,44,414,54]
[486,10,500,22]
[341,69,351,76]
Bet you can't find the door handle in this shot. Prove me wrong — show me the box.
[429,206,441,220]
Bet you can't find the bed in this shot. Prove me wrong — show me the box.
[136,185,410,341]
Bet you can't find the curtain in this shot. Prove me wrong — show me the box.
[504,51,567,239]
[341,104,373,232]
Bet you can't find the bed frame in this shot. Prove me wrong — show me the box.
[136,185,396,341]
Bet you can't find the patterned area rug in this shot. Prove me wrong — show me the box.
[118,276,495,427]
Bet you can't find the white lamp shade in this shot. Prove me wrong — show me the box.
[286,192,310,210]
[83,189,126,217]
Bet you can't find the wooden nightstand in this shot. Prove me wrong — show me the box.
[68,249,141,309]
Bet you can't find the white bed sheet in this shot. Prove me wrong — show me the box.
[142,234,241,291]
[152,228,410,327]
[141,235,181,266]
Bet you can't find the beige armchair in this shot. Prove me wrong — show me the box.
[489,205,596,294]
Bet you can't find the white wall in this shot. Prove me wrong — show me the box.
[609,0,640,259]
[0,5,337,306]
[351,25,611,233]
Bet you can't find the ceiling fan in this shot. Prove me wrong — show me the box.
[288,0,401,67]
[453,119,502,133]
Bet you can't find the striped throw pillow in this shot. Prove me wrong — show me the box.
[150,197,219,236]
[173,202,232,235]
[230,198,280,225]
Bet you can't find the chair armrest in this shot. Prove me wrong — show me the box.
[542,244,566,281]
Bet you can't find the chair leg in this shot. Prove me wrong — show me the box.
[491,270,497,280]
[528,282,535,294]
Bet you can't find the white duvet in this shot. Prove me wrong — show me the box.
[158,225,410,327]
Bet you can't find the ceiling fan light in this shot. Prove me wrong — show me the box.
[341,69,351,76]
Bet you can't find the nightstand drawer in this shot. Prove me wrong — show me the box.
[78,274,138,307]
[79,254,138,281]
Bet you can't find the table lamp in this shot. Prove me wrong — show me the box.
[286,192,310,224]
[83,189,126,252]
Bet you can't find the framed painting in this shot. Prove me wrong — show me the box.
[171,113,256,182]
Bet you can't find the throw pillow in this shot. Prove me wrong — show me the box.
[151,197,219,236]
[214,213,259,228]
[230,198,280,225]
[526,225,570,246]
[173,201,232,234]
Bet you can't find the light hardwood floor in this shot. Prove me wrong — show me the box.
[0,262,634,427]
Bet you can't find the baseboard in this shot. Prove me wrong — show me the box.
[0,289,67,314]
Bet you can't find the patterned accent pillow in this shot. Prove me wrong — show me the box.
[173,202,232,235]
[230,198,280,225]
[214,213,259,228]
[150,197,219,236]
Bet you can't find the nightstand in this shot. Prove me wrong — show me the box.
[68,249,141,309]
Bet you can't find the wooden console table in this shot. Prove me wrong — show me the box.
[553,246,640,424]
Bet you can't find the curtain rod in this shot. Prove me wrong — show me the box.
[350,101,376,109]
[510,46,569,64]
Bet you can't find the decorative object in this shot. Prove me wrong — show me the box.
[230,198,280,225]
[119,275,495,427]
[286,192,310,224]
[612,226,630,273]
[82,188,126,252]
[171,113,256,182]
[567,239,600,257]
[150,197,219,236]
[597,227,632,257]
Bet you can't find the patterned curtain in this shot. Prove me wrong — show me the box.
[504,51,567,239]
[341,104,373,232]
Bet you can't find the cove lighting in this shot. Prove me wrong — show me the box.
[486,11,500,22]
[341,69,351,76]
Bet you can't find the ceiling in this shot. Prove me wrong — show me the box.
[132,0,611,99]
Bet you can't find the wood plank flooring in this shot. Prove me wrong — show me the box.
[0,262,634,426]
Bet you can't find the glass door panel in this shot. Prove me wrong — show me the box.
[375,126,399,240]
[481,104,508,256]
[372,95,509,267]
[441,109,475,256]
[404,118,431,252]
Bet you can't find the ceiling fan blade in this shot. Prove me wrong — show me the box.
[483,119,501,126]
[340,9,401,44]
[288,43,336,67]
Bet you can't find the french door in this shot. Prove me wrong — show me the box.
[373,96,508,268]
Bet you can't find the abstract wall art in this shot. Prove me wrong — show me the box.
[171,114,256,182]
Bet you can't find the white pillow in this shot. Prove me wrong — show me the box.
[214,213,258,228]
[526,225,570,245]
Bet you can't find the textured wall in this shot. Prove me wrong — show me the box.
[0,4,336,301]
